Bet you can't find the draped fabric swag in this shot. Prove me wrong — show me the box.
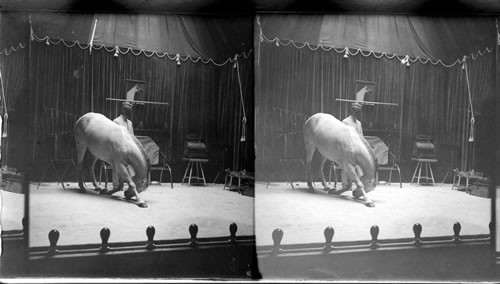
[31,13,252,65]
[256,31,495,181]
[259,15,495,66]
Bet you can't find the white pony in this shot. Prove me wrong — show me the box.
[74,112,150,208]
[303,113,377,205]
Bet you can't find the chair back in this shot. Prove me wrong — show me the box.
[136,136,160,166]
[364,136,389,165]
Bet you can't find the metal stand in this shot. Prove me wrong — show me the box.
[37,159,76,190]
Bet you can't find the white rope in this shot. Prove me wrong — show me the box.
[261,33,492,68]
[235,58,247,142]
[0,69,8,119]
[463,57,475,143]
[0,68,8,167]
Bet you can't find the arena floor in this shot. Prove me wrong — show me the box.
[0,189,24,231]
[255,181,491,246]
[29,182,254,247]
[1,180,495,250]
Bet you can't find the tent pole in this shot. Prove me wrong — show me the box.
[30,14,39,165]
[398,77,404,162]
[490,16,499,250]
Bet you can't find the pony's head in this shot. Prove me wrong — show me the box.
[134,157,151,194]
[361,175,377,193]
[131,136,151,194]
[134,175,150,193]
[359,141,378,193]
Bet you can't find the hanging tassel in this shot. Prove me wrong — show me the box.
[401,55,409,66]
[343,48,349,59]
[275,40,279,47]
[45,38,50,45]
[3,114,8,138]
[176,54,181,66]
[240,117,247,142]
[114,46,119,57]
[468,117,475,142]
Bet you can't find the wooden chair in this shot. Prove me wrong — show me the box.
[329,152,402,188]
[377,151,402,188]
[150,151,173,188]
[99,137,173,189]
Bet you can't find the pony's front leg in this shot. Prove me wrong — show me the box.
[344,164,372,203]
[116,164,148,208]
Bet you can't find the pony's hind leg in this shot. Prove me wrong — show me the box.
[317,154,331,191]
[304,139,316,192]
[75,138,87,193]
[88,153,102,192]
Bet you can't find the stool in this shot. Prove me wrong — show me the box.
[411,158,437,186]
[452,170,485,193]
[182,158,208,186]
[223,170,254,192]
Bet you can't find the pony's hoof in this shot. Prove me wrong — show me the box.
[365,202,375,207]
[94,186,102,192]
[124,190,134,199]
[99,189,108,195]
[138,202,148,208]
[328,189,339,195]
[352,189,363,199]
[79,188,86,193]
[307,187,315,193]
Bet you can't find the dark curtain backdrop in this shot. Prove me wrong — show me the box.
[30,41,253,182]
[0,12,29,52]
[0,12,31,172]
[0,47,30,172]
[255,41,495,182]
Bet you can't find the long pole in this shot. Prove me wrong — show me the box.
[105,98,169,105]
[335,98,398,106]
[30,14,38,165]
[0,69,7,168]
[491,17,499,250]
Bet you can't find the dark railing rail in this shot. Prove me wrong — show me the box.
[29,222,255,259]
[257,222,493,258]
